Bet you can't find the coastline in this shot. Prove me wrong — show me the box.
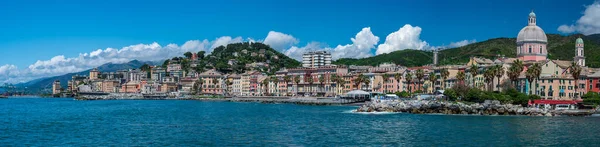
[355,100,597,116]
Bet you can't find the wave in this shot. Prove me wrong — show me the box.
[343,109,402,115]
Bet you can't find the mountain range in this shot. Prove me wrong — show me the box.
[16,60,158,93]
[334,34,600,68]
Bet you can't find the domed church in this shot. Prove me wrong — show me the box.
[516,11,547,62]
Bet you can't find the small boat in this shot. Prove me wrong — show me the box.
[0,95,8,98]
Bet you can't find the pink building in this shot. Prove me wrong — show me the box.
[516,11,547,62]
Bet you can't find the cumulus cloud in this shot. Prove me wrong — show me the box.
[557,2,600,35]
[376,24,429,55]
[331,27,380,59]
[0,36,245,84]
[263,31,299,51]
[275,27,379,60]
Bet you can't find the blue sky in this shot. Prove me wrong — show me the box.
[0,0,598,83]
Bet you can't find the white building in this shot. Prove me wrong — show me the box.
[302,51,332,68]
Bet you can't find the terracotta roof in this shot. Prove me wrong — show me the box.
[198,69,223,77]
[552,60,572,69]
[473,57,494,64]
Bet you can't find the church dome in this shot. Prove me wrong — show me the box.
[576,37,584,44]
[529,11,536,17]
[517,26,547,43]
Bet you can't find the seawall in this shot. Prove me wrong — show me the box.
[356,100,596,116]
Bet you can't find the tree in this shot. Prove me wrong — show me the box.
[162,59,170,68]
[494,65,504,91]
[318,75,325,93]
[306,75,314,93]
[570,62,582,99]
[416,69,425,92]
[394,73,402,91]
[294,75,301,96]
[382,74,390,93]
[440,68,449,90]
[428,73,438,93]
[457,71,466,85]
[405,72,413,94]
[354,74,369,91]
[484,68,495,91]
[225,79,233,96]
[283,75,291,96]
[197,51,206,60]
[140,64,151,72]
[469,64,479,88]
[509,59,524,89]
[525,69,535,95]
[530,63,542,95]
[184,52,193,59]
[262,78,270,96]
[271,76,279,95]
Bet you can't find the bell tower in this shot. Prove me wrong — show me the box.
[574,37,585,67]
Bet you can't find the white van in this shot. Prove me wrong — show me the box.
[555,104,571,110]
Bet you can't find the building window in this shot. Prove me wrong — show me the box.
[529,46,532,53]
[540,46,543,53]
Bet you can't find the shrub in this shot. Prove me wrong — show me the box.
[444,89,458,101]
[396,91,410,98]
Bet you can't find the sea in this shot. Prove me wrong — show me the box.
[1,97,599,146]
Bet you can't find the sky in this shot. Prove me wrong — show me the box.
[0,0,599,84]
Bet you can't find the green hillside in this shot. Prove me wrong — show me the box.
[334,34,600,68]
[195,42,301,74]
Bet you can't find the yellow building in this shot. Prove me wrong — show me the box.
[89,68,100,80]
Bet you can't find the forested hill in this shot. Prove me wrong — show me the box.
[333,34,600,68]
[191,42,301,74]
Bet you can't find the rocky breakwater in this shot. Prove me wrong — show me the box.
[356,100,594,116]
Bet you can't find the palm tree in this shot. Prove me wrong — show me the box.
[283,75,291,96]
[224,79,233,94]
[530,63,542,95]
[382,74,390,93]
[570,62,582,99]
[335,75,346,95]
[318,75,325,93]
[307,75,314,94]
[192,79,203,95]
[494,65,504,91]
[294,75,300,96]
[484,69,495,91]
[363,75,371,91]
[510,59,524,89]
[428,73,438,93]
[394,73,402,92]
[526,69,535,95]
[271,76,279,96]
[405,72,413,94]
[212,78,219,93]
[440,68,449,90]
[469,64,479,88]
[457,71,466,85]
[416,69,425,92]
[262,78,270,96]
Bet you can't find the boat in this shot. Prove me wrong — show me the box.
[0,95,8,98]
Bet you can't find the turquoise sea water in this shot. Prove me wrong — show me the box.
[1,97,599,146]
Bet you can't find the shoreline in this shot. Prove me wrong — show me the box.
[355,100,597,116]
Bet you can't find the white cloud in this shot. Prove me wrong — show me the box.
[263,31,299,51]
[436,39,477,49]
[0,36,244,84]
[558,2,600,35]
[278,27,379,60]
[210,36,243,49]
[376,24,429,55]
[284,42,327,61]
[331,27,380,59]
